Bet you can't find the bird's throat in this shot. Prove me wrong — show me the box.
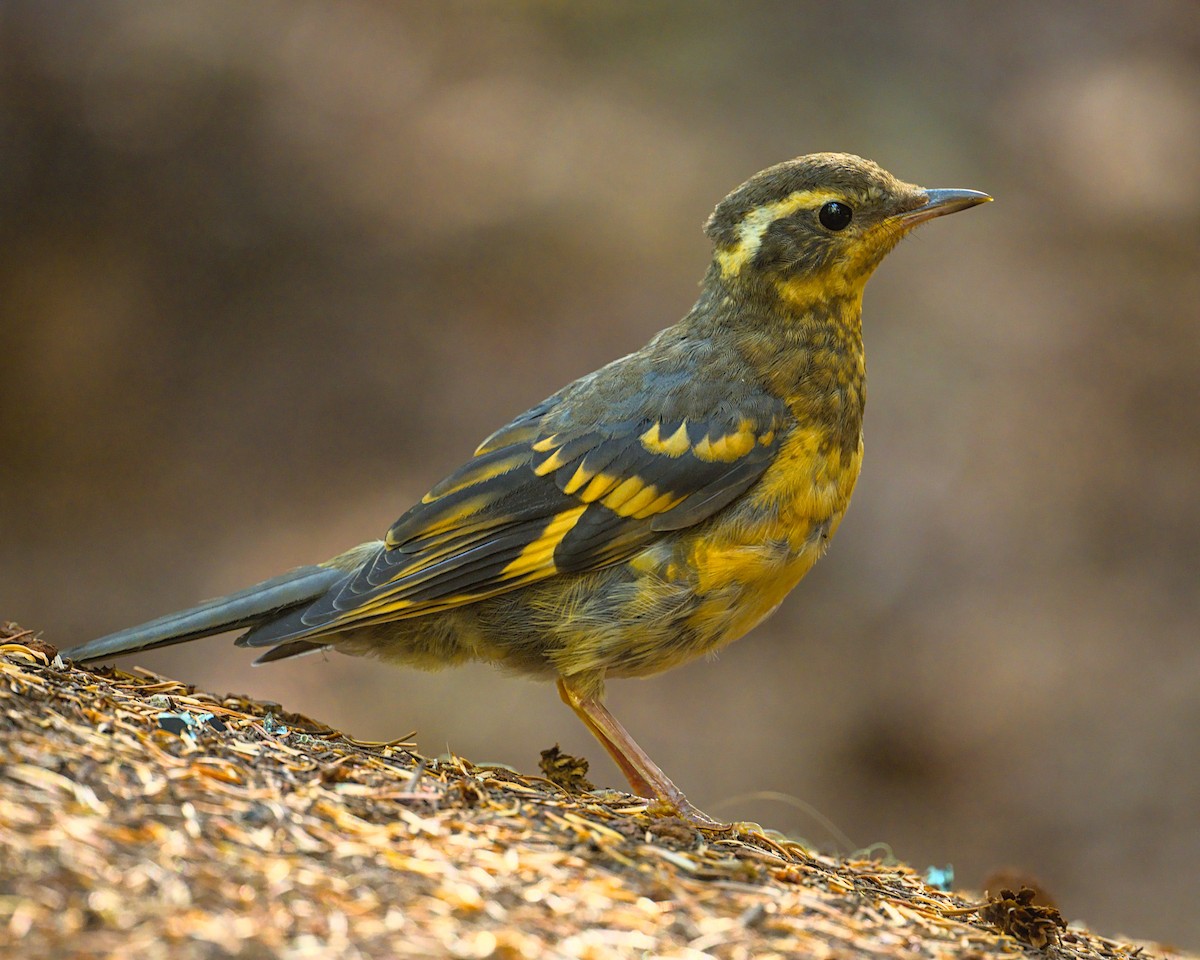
[731,282,866,430]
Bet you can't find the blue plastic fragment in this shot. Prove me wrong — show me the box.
[156,710,229,737]
[156,712,193,735]
[195,712,228,732]
[923,864,954,891]
[262,713,290,736]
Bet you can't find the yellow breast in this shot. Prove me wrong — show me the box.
[682,423,863,648]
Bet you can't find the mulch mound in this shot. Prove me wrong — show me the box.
[0,623,1177,959]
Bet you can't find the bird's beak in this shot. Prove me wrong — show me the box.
[894,188,992,227]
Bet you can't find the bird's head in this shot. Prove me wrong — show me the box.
[705,152,990,307]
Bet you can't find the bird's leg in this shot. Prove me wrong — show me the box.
[557,677,719,825]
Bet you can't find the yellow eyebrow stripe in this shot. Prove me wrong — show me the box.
[716,189,843,278]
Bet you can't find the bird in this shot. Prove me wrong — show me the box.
[66,153,990,823]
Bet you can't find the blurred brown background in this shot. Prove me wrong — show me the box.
[4,0,1198,945]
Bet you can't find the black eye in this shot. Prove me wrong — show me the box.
[819,201,853,231]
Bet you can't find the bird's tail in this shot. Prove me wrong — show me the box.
[65,564,348,663]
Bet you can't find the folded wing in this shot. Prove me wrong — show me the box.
[239,380,786,648]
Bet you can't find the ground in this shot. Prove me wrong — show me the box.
[0,623,1185,960]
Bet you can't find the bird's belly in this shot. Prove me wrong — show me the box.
[580,510,831,681]
[682,518,831,648]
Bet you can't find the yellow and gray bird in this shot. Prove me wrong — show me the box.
[66,153,989,821]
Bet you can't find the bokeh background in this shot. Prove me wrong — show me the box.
[4,0,1198,945]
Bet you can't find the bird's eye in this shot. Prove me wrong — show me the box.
[818,201,853,231]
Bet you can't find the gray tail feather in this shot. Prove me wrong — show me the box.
[65,565,348,663]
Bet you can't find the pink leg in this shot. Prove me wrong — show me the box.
[557,677,719,825]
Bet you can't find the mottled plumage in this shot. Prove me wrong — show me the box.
[67,153,989,821]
